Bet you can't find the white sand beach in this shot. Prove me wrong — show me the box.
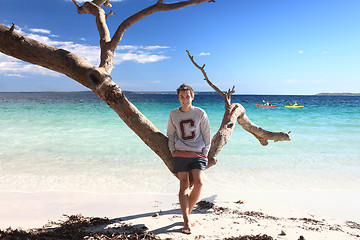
[1,190,359,239]
[1,92,360,239]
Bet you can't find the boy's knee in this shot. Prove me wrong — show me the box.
[179,179,190,190]
[193,179,203,189]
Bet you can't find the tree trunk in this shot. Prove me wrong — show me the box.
[0,23,174,173]
[0,1,291,176]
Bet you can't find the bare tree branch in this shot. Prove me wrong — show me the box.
[110,0,214,52]
[104,0,112,8]
[72,1,113,73]
[237,115,292,145]
[72,0,214,77]
[106,10,115,19]
[186,50,233,107]
[0,1,290,177]
[0,1,215,177]
[0,25,95,89]
[186,50,291,168]
[8,23,15,34]
[71,0,81,9]
[93,0,111,7]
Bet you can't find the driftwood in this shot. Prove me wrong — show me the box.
[0,0,290,175]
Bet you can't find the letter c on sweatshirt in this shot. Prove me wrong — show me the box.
[180,119,195,140]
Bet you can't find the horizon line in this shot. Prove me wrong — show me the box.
[1,91,360,96]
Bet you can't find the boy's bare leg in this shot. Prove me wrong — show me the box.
[178,172,192,233]
[188,169,203,215]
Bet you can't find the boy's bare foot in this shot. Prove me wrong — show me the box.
[182,227,191,234]
[182,221,196,234]
[182,221,192,234]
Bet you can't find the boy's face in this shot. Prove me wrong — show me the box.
[178,90,194,108]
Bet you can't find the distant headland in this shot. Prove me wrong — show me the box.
[316,93,360,96]
[128,91,360,96]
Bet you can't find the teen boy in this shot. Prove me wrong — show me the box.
[167,83,211,234]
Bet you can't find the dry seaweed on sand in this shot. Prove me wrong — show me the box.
[196,200,231,214]
[223,234,274,240]
[196,200,279,220]
[0,214,159,240]
[196,200,215,210]
[346,221,360,230]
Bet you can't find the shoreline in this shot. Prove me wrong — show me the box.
[2,91,360,96]
[1,190,359,239]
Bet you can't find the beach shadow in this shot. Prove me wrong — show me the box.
[97,196,219,235]
[119,208,182,222]
[151,222,184,235]
[108,197,218,235]
[202,195,217,203]
[117,197,216,222]
[104,208,184,235]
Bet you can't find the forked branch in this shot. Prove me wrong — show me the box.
[72,0,114,73]
[71,0,81,8]
[111,0,215,52]
[72,0,214,76]
[187,50,291,167]
[0,0,289,176]
[106,10,115,19]
[186,50,234,107]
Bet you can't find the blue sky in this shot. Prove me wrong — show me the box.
[1,0,360,94]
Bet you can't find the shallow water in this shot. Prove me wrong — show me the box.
[0,92,359,194]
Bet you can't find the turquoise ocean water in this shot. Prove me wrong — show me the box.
[0,92,359,195]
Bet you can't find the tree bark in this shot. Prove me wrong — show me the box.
[0,0,290,175]
[186,51,291,167]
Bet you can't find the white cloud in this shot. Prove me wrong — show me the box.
[62,43,101,64]
[143,46,169,51]
[5,73,25,78]
[199,52,210,56]
[118,45,139,51]
[117,45,169,52]
[0,60,60,77]
[114,45,170,64]
[0,25,171,77]
[30,28,51,35]
[298,50,304,54]
[114,52,169,64]
[286,79,298,84]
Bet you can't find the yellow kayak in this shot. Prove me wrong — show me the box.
[285,105,304,108]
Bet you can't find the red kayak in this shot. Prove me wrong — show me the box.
[256,104,277,107]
